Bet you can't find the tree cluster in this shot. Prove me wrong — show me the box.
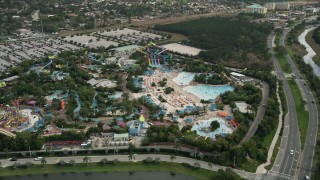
[155,16,273,69]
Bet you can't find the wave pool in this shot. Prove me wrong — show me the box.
[191,118,233,139]
[172,72,196,86]
[183,85,234,100]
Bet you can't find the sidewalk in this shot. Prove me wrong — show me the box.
[256,82,283,174]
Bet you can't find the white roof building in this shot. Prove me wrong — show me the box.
[234,101,252,113]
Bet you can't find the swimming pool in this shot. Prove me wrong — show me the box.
[191,118,233,139]
[183,85,234,100]
[172,72,196,86]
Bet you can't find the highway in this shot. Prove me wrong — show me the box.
[281,29,319,180]
[264,31,301,180]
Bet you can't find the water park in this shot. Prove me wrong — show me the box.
[0,106,43,137]
[134,69,234,113]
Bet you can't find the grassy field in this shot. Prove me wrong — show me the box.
[237,159,260,173]
[156,32,187,45]
[288,80,309,148]
[276,54,292,73]
[0,162,220,179]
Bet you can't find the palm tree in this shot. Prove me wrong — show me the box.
[170,155,176,162]
[69,159,76,166]
[128,154,133,162]
[173,142,181,155]
[83,156,91,165]
[41,157,47,166]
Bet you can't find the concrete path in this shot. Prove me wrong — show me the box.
[256,82,283,174]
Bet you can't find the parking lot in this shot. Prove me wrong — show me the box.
[0,37,80,71]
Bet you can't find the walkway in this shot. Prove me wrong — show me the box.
[256,81,283,174]
[0,154,257,180]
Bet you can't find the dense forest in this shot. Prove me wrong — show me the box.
[155,16,273,69]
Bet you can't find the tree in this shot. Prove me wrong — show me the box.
[69,159,76,166]
[193,162,201,168]
[128,154,133,162]
[173,142,181,155]
[100,158,108,165]
[83,156,91,165]
[210,121,220,131]
[197,152,204,160]
[41,157,47,166]
[170,155,176,162]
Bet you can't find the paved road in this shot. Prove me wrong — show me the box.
[262,31,301,180]
[280,28,319,180]
[241,82,269,143]
[0,154,257,180]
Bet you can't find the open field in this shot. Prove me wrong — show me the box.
[288,80,309,148]
[0,162,219,180]
[276,54,292,73]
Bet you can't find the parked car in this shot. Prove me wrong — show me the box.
[9,157,18,161]
[34,157,43,161]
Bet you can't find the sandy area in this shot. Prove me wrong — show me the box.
[163,43,202,56]
[133,70,202,113]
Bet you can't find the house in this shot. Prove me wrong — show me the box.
[234,101,253,113]
[87,78,117,88]
[113,133,129,141]
[127,115,150,136]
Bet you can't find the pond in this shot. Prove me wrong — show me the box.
[0,171,195,180]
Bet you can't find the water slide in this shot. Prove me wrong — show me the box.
[0,127,16,138]
[38,58,53,72]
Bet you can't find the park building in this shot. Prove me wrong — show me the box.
[265,2,291,10]
[246,4,268,14]
[265,3,276,10]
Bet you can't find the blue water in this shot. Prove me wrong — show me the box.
[109,91,123,99]
[172,72,196,85]
[183,85,234,100]
[191,118,233,139]
[74,94,81,113]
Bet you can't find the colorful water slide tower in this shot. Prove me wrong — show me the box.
[0,128,16,138]
[137,42,171,66]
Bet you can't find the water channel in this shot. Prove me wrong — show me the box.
[298,26,320,78]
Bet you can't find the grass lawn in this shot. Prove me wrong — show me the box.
[237,159,260,173]
[157,32,187,45]
[265,134,282,170]
[276,54,292,74]
[0,162,220,179]
[262,128,277,149]
[288,80,309,148]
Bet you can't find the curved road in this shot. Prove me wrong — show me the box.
[264,31,301,180]
[281,28,319,180]
[241,82,269,143]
